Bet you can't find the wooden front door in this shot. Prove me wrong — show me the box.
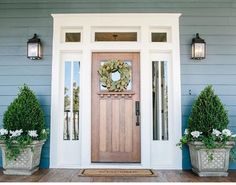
[91,52,141,163]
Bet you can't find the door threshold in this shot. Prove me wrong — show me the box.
[85,163,146,169]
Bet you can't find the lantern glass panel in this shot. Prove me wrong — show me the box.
[191,44,195,58]
[194,43,205,58]
[28,43,39,58]
[38,43,42,58]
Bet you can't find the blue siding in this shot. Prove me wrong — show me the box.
[0,0,236,169]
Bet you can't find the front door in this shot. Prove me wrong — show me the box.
[91,52,141,163]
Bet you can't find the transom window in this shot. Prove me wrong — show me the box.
[151,33,167,42]
[65,33,81,42]
[150,27,171,43]
[61,27,82,43]
[92,26,140,42]
[95,32,137,42]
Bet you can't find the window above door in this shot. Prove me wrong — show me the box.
[61,27,83,43]
[92,26,140,43]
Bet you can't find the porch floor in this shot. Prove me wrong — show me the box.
[0,169,236,182]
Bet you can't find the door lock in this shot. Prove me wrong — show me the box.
[135,101,140,126]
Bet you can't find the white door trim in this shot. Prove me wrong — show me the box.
[50,13,182,169]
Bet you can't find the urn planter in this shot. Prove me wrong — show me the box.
[0,140,45,175]
[188,141,235,177]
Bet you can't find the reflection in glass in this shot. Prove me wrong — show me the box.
[95,32,137,42]
[72,62,80,140]
[65,33,81,42]
[64,62,71,140]
[151,33,167,42]
[111,71,121,81]
[161,62,168,140]
[100,60,132,91]
[63,61,80,140]
[152,61,168,140]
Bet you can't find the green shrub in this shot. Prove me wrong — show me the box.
[177,85,236,161]
[0,84,48,160]
[178,85,236,154]
[188,85,228,136]
[3,84,45,135]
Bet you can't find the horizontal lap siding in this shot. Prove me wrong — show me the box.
[0,0,236,169]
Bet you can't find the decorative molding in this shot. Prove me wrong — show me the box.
[50,13,182,169]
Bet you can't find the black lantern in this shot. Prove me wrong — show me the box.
[27,34,42,60]
[191,33,206,60]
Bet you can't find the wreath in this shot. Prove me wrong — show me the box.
[98,59,131,92]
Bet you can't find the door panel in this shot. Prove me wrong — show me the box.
[91,52,140,163]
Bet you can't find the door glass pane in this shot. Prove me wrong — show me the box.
[95,32,137,41]
[64,62,71,140]
[152,61,168,140]
[100,60,132,91]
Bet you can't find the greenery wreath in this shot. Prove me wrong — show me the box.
[98,59,131,92]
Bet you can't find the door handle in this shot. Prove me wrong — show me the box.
[135,101,140,126]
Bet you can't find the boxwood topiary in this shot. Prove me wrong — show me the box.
[188,85,228,137]
[3,84,45,138]
[0,85,48,160]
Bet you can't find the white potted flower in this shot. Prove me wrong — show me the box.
[0,85,48,175]
[178,85,235,176]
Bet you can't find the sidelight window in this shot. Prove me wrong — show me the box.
[152,61,168,140]
[64,61,80,140]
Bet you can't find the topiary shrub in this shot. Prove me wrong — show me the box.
[178,85,235,151]
[3,84,45,136]
[0,84,48,160]
[188,85,228,137]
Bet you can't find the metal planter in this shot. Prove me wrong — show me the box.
[188,141,235,177]
[0,140,45,175]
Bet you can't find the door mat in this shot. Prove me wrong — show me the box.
[79,169,156,177]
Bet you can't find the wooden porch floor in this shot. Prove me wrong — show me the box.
[0,169,236,182]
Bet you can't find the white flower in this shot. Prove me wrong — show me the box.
[28,130,38,138]
[212,129,221,137]
[231,134,236,138]
[0,128,8,136]
[41,129,46,134]
[10,129,23,138]
[191,131,202,138]
[184,129,189,135]
[222,129,232,137]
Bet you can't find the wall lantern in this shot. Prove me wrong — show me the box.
[27,34,42,60]
[191,33,206,60]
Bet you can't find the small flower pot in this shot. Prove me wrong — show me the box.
[188,141,235,177]
[0,140,45,175]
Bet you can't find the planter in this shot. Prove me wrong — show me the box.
[0,140,45,175]
[188,141,235,177]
